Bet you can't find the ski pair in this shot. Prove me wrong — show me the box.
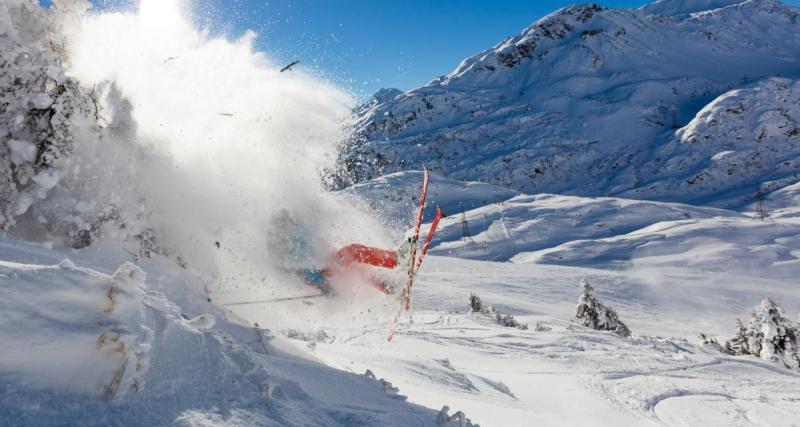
[387,167,442,342]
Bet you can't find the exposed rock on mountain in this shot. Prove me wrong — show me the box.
[335,0,800,207]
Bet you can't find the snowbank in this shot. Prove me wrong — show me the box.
[0,233,438,425]
[0,260,149,399]
[423,192,739,262]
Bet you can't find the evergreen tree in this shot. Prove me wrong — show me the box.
[575,278,600,328]
[469,293,483,313]
[725,298,800,370]
[575,278,630,337]
[746,298,800,370]
[724,319,750,356]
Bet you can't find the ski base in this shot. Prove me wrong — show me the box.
[388,168,443,342]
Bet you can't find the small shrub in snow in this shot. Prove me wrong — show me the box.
[698,333,720,346]
[574,278,630,337]
[698,333,728,353]
[724,298,800,370]
[469,293,527,329]
[469,293,483,313]
[534,322,552,332]
[496,313,528,330]
[468,293,494,314]
[283,329,331,343]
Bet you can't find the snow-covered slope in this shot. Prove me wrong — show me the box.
[0,233,439,426]
[764,181,800,218]
[622,77,800,205]
[424,192,739,262]
[517,215,800,276]
[232,174,800,426]
[228,252,800,426]
[342,170,518,232]
[348,172,800,278]
[336,0,800,207]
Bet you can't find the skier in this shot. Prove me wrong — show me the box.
[268,209,411,296]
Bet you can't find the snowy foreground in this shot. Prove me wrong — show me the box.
[4,176,800,426]
[222,184,800,426]
[226,257,800,426]
[0,235,438,426]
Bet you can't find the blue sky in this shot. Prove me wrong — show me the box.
[41,0,800,100]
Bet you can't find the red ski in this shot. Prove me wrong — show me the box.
[388,168,442,342]
[406,206,442,311]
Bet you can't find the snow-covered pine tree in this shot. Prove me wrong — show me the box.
[0,1,162,252]
[469,293,483,313]
[0,0,94,228]
[739,298,800,370]
[575,278,630,337]
[725,318,751,356]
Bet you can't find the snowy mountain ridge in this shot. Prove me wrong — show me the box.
[640,0,745,16]
[335,0,800,207]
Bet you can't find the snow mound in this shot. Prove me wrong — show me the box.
[518,215,800,277]
[426,192,739,261]
[764,181,800,217]
[0,260,149,400]
[0,234,438,425]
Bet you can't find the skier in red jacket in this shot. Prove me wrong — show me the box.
[268,209,411,296]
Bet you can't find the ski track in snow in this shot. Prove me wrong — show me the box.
[0,235,440,426]
[227,252,800,426]
[230,178,800,425]
[3,1,800,426]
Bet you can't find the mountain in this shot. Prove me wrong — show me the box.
[640,0,744,16]
[335,0,800,207]
[622,77,800,204]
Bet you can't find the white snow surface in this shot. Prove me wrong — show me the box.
[0,234,438,426]
[2,1,800,426]
[281,173,800,426]
[343,170,519,232]
[227,249,800,427]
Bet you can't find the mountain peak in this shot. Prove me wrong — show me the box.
[640,0,746,16]
[336,0,800,205]
[369,88,402,105]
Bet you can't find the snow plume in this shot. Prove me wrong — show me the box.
[13,1,391,297]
